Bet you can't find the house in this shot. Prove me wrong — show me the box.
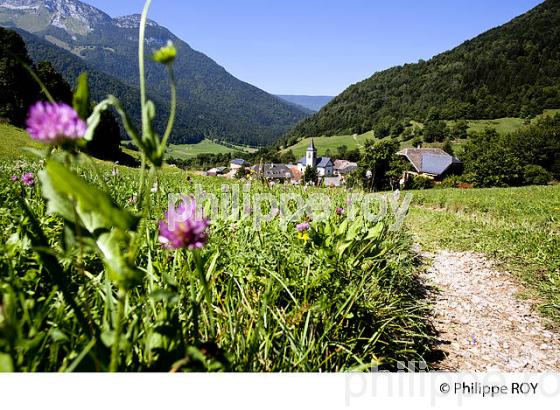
[252,163,294,182]
[206,166,228,177]
[397,148,462,179]
[333,160,358,176]
[287,165,303,184]
[297,140,334,177]
[230,159,251,170]
[324,176,343,187]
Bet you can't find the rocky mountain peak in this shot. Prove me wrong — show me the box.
[113,14,159,29]
[0,0,111,35]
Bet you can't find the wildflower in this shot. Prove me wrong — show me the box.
[26,102,86,144]
[297,232,310,242]
[11,175,18,182]
[296,222,310,233]
[111,168,119,177]
[336,207,344,216]
[152,41,177,65]
[21,172,35,186]
[158,197,210,250]
[128,194,138,204]
[151,182,159,193]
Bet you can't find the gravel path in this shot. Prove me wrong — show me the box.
[423,250,560,372]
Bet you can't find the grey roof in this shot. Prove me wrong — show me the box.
[297,157,306,165]
[255,163,293,179]
[316,157,333,168]
[398,148,461,176]
[231,159,250,166]
[334,160,358,174]
[338,164,358,175]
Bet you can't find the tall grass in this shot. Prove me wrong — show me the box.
[0,0,430,371]
[0,160,431,371]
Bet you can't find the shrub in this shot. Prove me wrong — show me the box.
[440,175,463,188]
[409,175,434,190]
[523,164,552,186]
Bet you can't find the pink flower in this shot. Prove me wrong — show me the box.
[336,207,344,216]
[21,173,35,186]
[296,222,310,232]
[26,102,86,144]
[158,197,210,250]
[11,175,18,182]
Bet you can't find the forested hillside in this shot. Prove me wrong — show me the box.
[287,0,560,139]
[15,28,204,145]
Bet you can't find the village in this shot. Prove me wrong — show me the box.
[202,140,462,188]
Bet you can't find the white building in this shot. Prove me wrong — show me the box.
[297,140,334,177]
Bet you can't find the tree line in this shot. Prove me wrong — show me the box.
[0,27,125,161]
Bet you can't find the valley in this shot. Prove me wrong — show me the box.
[0,0,559,381]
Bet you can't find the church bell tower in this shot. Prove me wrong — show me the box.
[306,139,317,168]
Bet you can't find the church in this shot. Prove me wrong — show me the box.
[297,140,334,177]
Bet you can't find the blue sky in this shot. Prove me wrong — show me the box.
[85,0,543,96]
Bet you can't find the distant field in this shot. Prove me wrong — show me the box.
[283,131,374,157]
[0,123,41,159]
[167,140,238,159]
[407,185,560,324]
[449,117,526,135]
[284,110,560,155]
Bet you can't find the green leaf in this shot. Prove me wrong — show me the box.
[39,160,142,288]
[365,222,384,241]
[0,353,14,372]
[97,230,143,289]
[40,161,139,233]
[73,72,91,121]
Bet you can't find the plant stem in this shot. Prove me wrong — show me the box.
[138,0,153,136]
[193,250,216,338]
[160,65,177,149]
[110,290,125,372]
[187,261,200,345]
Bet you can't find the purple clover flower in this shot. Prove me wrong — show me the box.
[296,222,310,233]
[11,175,19,182]
[26,102,86,144]
[336,207,345,216]
[158,197,210,250]
[21,173,35,186]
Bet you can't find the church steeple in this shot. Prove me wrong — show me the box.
[306,139,317,168]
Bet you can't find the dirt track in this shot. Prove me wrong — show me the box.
[423,250,560,371]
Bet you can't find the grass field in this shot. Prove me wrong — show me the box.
[0,124,433,371]
[406,185,560,324]
[1,120,558,372]
[0,123,42,159]
[284,110,560,156]
[283,131,374,157]
[167,140,242,159]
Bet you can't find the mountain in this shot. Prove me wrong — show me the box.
[0,0,310,146]
[12,28,186,141]
[276,95,333,112]
[286,0,560,140]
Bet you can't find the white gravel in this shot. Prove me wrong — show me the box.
[423,250,560,372]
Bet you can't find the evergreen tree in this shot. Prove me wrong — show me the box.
[303,166,318,185]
